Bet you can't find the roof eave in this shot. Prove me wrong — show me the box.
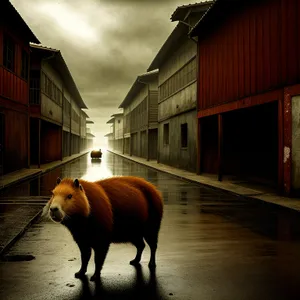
[189,0,219,37]
[119,70,159,108]
[147,23,187,72]
[57,52,88,109]
[171,1,214,22]
[106,118,114,124]
[81,109,89,118]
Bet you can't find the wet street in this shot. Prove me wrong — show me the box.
[1,151,300,300]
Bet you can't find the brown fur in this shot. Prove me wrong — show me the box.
[43,176,163,281]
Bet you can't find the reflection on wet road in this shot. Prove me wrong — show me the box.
[1,151,300,300]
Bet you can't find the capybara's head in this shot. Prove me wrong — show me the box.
[42,177,90,223]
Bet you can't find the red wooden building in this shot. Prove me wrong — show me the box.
[190,0,300,196]
[0,1,40,175]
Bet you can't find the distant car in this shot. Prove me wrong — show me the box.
[91,149,102,159]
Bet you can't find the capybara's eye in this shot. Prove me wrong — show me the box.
[67,194,72,199]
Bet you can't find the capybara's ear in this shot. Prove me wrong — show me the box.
[74,178,80,188]
[56,177,61,185]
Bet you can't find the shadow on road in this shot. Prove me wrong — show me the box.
[75,266,164,300]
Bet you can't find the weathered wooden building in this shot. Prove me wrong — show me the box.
[29,43,88,165]
[86,127,95,149]
[106,113,124,152]
[80,110,89,152]
[190,0,300,195]
[119,70,159,160]
[147,2,212,172]
[0,0,40,175]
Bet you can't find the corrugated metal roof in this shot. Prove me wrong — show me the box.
[189,0,222,36]
[118,70,159,109]
[171,1,214,21]
[30,43,59,52]
[30,43,88,109]
[147,2,212,72]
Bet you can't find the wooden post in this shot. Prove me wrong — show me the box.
[38,118,41,168]
[283,88,292,196]
[196,118,202,175]
[27,113,30,168]
[147,129,150,161]
[278,96,284,195]
[218,114,223,181]
[130,135,132,156]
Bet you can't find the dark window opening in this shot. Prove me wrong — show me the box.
[29,70,41,104]
[3,35,15,72]
[21,50,29,80]
[163,123,169,145]
[118,120,121,124]
[181,123,188,148]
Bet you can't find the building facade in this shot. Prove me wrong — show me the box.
[119,70,159,160]
[106,113,124,152]
[29,44,88,166]
[86,127,94,149]
[147,2,211,172]
[190,0,300,195]
[0,0,40,175]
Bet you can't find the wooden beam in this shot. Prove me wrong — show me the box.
[218,114,223,181]
[283,88,292,196]
[198,89,281,118]
[278,96,284,194]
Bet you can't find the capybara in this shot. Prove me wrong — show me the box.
[42,176,164,281]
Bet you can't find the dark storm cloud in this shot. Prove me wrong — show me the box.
[10,0,197,145]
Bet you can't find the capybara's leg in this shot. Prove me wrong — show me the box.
[144,231,158,269]
[90,243,110,282]
[129,237,145,266]
[75,244,92,278]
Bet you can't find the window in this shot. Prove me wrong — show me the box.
[63,97,71,116]
[181,123,188,148]
[159,57,196,101]
[3,35,15,72]
[72,108,80,123]
[163,123,169,145]
[118,120,121,124]
[21,50,29,80]
[41,71,62,106]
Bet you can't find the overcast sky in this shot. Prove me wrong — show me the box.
[11,0,192,147]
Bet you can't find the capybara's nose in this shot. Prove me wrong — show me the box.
[50,207,58,212]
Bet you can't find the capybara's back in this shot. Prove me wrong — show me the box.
[97,176,163,267]
[96,176,163,238]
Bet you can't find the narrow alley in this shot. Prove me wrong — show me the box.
[1,152,300,300]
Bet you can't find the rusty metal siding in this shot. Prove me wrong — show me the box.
[0,66,29,105]
[3,108,28,173]
[0,27,30,106]
[198,0,300,111]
